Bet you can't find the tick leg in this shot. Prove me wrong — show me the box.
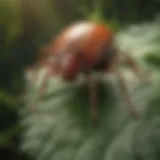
[30,67,55,112]
[114,69,139,119]
[104,51,139,119]
[87,74,99,125]
[26,66,40,84]
[120,52,151,83]
[26,61,52,85]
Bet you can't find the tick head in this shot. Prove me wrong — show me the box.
[59,52,82,81]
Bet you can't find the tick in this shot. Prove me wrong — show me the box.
[27,21,150,124]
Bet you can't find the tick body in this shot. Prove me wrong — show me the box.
[41,21,115,80]
[28,21,150,124]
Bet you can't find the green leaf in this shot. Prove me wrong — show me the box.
[132,92,160,160]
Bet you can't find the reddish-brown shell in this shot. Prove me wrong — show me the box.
[47,21,114,68]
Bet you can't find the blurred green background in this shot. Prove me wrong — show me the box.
[0,0,160,160]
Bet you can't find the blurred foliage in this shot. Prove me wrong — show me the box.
[144,52,160,69]
[21,54,160,160]
[0,0,159,159]
[85,4,121,32]
[0,0,22,61]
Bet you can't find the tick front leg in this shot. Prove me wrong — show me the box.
[27,62,54,84]
[30,67,55,112]
[120,52,151,84]
[105,52,139,119]
[25,66,39,85]
[114,69,139,119]
[87,74,99,126]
